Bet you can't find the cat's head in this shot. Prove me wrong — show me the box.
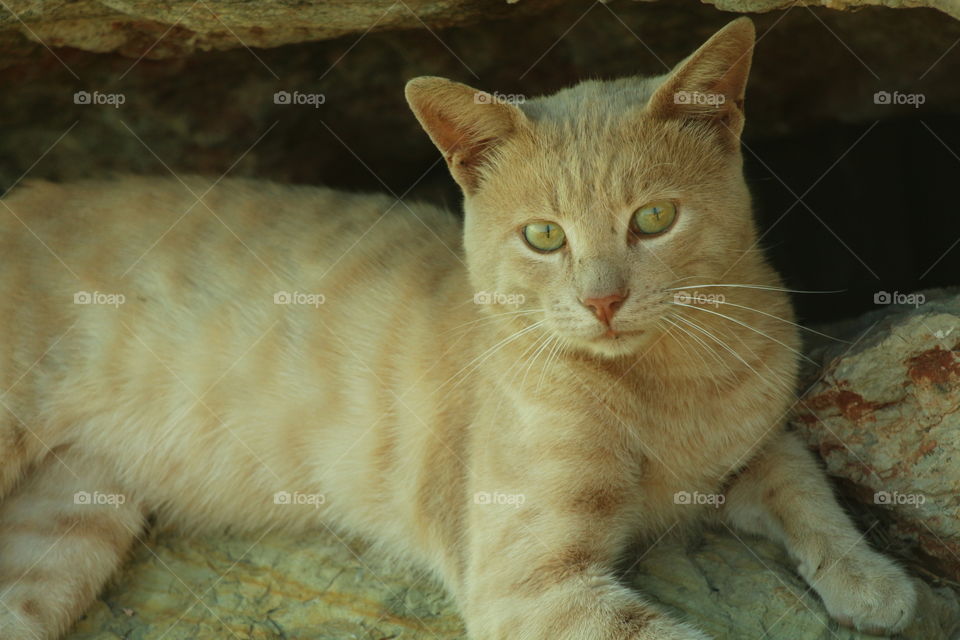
[407,18,769,359]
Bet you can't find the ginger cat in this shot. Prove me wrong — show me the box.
[0,18,916,639]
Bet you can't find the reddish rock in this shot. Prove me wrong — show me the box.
[793,288,960,581]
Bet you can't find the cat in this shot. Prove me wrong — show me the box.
[0,17,916,640]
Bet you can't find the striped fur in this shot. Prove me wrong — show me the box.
[0,18,914,639]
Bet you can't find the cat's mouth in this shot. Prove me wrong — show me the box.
[599,328,641,340]
[590,327,650,345]
[577,323,669,357]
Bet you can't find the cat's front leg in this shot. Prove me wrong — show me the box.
[457,474,709,639]
[720,429,917,635]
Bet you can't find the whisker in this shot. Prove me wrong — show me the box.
[666,283,846,294]
[441,320,546,391]
[443,308,545,335]
[671,301,816,365]
[520,334,557,389]
[536,336,566,392]
[662,317,723,394]
[665,314,733,375]
[503,332,551,389]
[714,299,848,343]
[670,313,793,393]
[492,332,553,419]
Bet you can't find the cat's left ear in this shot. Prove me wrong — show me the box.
[645,17,755,146]
[405,77,528,195]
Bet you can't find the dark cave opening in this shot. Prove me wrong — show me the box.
[746,116,960,325]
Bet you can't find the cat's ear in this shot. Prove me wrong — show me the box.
[405,77,527,195]
[645,17,755,145]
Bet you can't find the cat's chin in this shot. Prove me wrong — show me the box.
[578,329,660,359]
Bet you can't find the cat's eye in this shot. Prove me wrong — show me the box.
[522,222,566,252]
[630,201,677,237]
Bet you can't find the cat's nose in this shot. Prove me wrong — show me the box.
[581,292,628,326]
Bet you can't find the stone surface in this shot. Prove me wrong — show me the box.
[793,289,960,584]
[0,1,566,57]
[65,526,960,639]
[0,0,957,62]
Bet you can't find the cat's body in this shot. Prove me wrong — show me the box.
[0,18,916,640]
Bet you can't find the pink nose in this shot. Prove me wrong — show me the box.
[582,292,627,326]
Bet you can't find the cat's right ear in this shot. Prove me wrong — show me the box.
[405,77,527,195]
[645,17,755,147]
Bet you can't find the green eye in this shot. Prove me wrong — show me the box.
[631,201,677,236]
[523,222,566,252]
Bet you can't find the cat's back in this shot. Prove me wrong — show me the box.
[0,176,459,274]
[0,175,468,421]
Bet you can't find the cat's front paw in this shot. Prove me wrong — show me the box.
[802,546,917,635]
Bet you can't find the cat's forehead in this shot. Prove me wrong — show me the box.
[518,76,665,124]
[477,76,730,221]
[493,107,701,213]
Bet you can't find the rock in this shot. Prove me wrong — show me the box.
[66,526,960,639]
[0,0,565,58]
[792,289,960,583]
[0,0,957,61]
[710,0,960,21]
